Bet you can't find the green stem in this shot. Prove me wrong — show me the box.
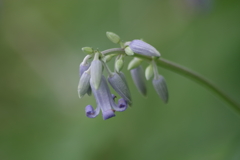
[156,58,240,116]
[101,48,240,116]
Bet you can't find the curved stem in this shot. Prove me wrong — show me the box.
[101,48,240,116]
[156,58,240,116]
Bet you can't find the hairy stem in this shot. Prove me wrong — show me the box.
[102,48,240,116]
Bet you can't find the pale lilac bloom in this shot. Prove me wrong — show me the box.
[85,75,128,120]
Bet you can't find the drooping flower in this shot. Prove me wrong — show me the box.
[130,66,147,96]
[129,40,161,57]
[85,75,128,120]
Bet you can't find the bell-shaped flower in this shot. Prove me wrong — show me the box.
[130,66,147,96]
[108,72,132,105]
[129,40,161,57]
[85,75,128,120]
[152,74,168,103]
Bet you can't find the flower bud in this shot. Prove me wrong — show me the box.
[130,66,147,96]
[78,71,91,98]
[91,53,103,89]
[106,32,120,44]
[145,64,154,80]
[79,63,90,77]
[82,47,93,54]
[124,46,134,56]
[152,74,168,103]
[115,58,124,72]
[102,54,117,63]
[129,40,160,57]
[128,57,143,70]
[108,72,132,105]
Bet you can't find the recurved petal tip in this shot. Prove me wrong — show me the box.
[129,40,160,57]
[85,105,100,118]
[152,75,169,103]
[102,110,116,120]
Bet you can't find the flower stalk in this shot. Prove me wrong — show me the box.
[79,32,240,120]
[100,47,240,116]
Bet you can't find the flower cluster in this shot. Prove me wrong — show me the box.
[78,32,168,120]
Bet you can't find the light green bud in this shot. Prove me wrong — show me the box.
[115,59,124,72]
[91,52,103,89]
[127,57,143,70]
[145,64,154,80]
[124,46,134,56]
[82,47,93,54]
[102,54,117,63]
[106,32,120,44]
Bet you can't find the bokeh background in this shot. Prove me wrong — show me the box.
[1,0,240,160]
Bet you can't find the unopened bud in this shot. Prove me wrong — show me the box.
[124,46,134,56]
[152,74,168,103]
[115,58,124,72]
[108,72,132,105]
[128,57,143,70]
[102,54,117,63]
[145,64,154,80]
[106,32,120,44]
[78,71,91,98]
[129,40,160,57]
[91,53,103,89]
[82,47,93,54]
[130,66,147,96]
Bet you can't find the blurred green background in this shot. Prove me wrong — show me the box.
[1,0,240,160]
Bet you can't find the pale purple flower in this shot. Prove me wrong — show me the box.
[129,40,160,57]
[85,75,128,120]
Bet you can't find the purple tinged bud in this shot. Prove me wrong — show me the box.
[79,63,90,77]
[152,74,168,103]
[79,63,91,96]
[78,71,91,98]
[108,72,132,105]
[130,66,147,96]
[129,40,160,57]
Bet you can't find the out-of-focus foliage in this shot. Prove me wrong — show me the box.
[1,0,240,160]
